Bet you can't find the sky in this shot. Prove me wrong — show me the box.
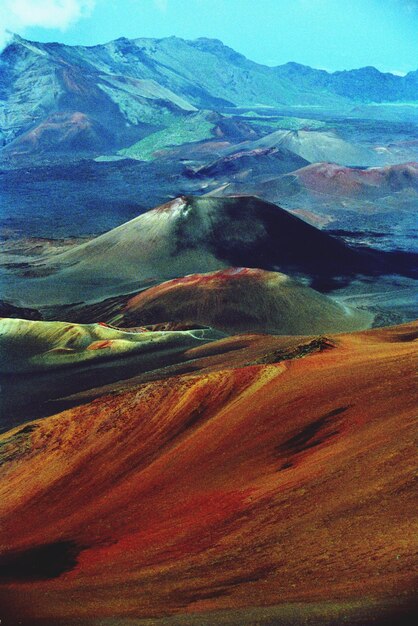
[0,0,417,74]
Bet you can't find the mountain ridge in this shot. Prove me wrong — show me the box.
[8,33,415,79]
[1,33,416,160]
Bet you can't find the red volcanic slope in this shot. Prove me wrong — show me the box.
[4,112,111,156]
[288,161,418,197]
[0,322,416,624]
[116,267,372,335]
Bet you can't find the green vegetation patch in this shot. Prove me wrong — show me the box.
[119,113,216,161]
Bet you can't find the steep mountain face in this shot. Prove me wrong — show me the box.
[0,35,197,156]
[1,34,416,161]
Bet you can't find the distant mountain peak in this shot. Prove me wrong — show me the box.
[193,37,229,47]
[1,33,48,60]
[188,36,248,63]
[336,65,381,75]
[280,61,316,70]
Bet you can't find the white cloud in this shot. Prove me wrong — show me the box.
[0,0,95,49]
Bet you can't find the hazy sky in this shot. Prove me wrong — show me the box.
[1,0,417,74]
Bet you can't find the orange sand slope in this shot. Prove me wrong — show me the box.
[0,322,417,625]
